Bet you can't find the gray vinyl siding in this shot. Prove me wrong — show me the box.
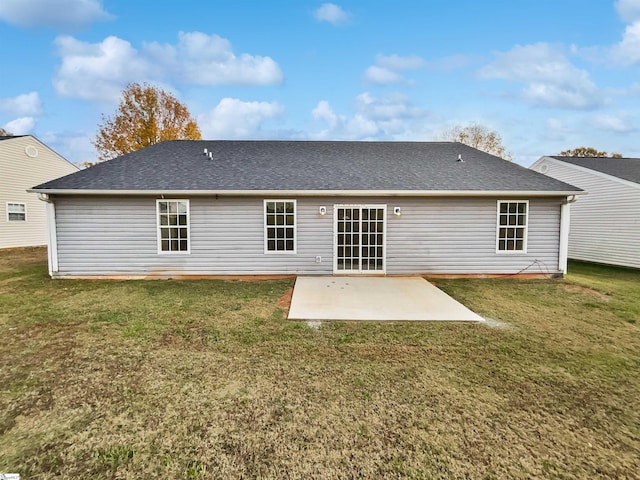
[53,195,562,277]
[532,158,640,269]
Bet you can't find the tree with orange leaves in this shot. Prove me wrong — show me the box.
[93,83,201,163]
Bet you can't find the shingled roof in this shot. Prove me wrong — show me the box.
[33,140,581,195]
[549,156,640,185]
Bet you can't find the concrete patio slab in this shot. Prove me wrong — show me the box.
[288,276,484,321]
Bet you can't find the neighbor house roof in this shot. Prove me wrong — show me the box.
[549,156,640,185]
[32,140,582,196]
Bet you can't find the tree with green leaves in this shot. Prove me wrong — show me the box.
[441,123,512,161]
[559,147,623,158]
[94,83,201,163]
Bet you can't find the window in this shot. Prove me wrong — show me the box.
[157,200,189,253]
[7,202,26,222]
[264,200,296,253]
[497,201,528,252]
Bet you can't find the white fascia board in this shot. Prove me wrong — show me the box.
[28,188,585,197]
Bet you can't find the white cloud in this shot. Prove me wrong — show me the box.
[577,3,640,67]
[375,54,427,71]
[3,117,36,134]
[311,92,427,140]
[479,43,602,109]
[591,113,635,132]
[0,92,42,116]
[0,0,112,29]
[311,100,339,129]
[363,66,406,85]
[363,54,427,85]
[53,35,149,102]
[354,92,424,120]
[314,3,350,25]
[53,32,284,102]
[611,21,640,65]
[616,0,640,22]
[145,32,283,86]
[197,98,284,139]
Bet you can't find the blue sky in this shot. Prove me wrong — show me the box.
[1,0,639,166]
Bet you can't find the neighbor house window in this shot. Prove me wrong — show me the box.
[497,201,528,252]
[157,200,190,253]
[7,202,26,221]
[264,200,296,253]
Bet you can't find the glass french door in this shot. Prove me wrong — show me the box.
[334,205,386,273]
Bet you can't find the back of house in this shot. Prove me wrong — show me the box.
[531,156,640,269]
[0,135,79,249]
[31,140,582,279]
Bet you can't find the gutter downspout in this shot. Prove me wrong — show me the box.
[37,193,57,277]
[559,195,577,275]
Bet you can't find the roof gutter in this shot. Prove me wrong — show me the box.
[27,189,585,197]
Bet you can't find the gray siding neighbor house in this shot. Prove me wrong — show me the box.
[531,156,640,269]
[31,141,582,279]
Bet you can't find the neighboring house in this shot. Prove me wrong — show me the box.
[30,140,582,279]
[1,135,79,249]
[531,156,640,269]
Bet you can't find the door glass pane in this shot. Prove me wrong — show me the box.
[336,206,384,272]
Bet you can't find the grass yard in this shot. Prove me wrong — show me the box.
[1,247,639,479]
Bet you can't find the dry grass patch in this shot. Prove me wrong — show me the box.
[1,250,639,478]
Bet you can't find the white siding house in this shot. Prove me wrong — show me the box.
[531,156,640,269]
[31,141,582,278]
[0,136,79,249]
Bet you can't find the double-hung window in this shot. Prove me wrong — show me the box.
[264,200,296,253]
[7,202,26,221]
[497,201,528,252]
[157,200,190,253]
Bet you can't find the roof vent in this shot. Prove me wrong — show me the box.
[203,148,208,155]
[203,148,213,160]
[457,154,464,162]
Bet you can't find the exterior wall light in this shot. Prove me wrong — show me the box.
[394,207,402,216]
[319,206,327,216]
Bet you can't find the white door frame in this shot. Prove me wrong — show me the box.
[333,204,387,274]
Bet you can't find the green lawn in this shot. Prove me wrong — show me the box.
[1,247,638,479]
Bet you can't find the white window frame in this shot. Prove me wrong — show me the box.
[156,199,190,254]
[7,202,26,222]
[496,200,529,254]
[264,199,297,254]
